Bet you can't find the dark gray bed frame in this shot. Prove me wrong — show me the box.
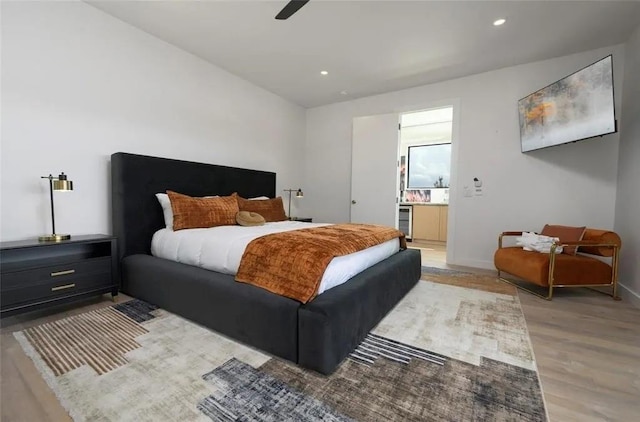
[111,152,421,374]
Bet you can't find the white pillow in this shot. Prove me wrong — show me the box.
[155,193,219,229]
[248,196,269,200]
[155,193,174,229]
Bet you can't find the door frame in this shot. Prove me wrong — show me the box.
[354,98,460,265]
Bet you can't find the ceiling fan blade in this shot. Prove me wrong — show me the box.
[275,0,310,20]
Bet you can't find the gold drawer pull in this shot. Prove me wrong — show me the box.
[51,283,76,292]
[51,269,75,277]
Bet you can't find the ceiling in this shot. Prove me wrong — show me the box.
[88,1,640,108]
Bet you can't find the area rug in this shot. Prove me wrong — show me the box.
[14,275,547,421]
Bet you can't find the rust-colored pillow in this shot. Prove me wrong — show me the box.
[540,224,586,255]
[233,193,287,222]
[167,190,238,230]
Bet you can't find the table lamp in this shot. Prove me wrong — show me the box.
[284,188,303,219]
[39,172,73,242]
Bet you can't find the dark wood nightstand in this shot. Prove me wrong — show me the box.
[0,234,119,318]
[290,217,312,223]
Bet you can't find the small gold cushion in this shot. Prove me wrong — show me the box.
[236,211,266,226]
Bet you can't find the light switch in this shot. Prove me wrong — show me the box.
[473,178,483,196]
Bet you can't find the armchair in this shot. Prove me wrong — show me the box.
[494,228,621,300]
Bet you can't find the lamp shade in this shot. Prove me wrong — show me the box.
[52,172,73,191]
[296,189,304,198]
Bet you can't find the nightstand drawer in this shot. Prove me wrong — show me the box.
[1,256,112,289]
[1,270,113,308]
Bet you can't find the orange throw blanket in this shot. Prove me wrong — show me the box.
[235,224,407,303]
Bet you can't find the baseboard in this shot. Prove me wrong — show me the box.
[447,258,495,271]
[618,283,640,309]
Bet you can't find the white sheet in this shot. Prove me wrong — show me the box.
[151,221,400,295]
[516,232,563,254]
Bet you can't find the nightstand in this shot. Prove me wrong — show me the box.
[0,234,119,318]
[291,217,312,223]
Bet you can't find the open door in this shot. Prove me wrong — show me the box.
[351,113,400,227]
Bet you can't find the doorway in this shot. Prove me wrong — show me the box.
[349,103,457,266]
[399,107,454,266]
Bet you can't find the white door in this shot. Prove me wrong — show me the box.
[351,113,400,227]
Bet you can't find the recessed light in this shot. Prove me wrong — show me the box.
[340,91,348,95]
[320,70,328,75]
[493,18,506,26]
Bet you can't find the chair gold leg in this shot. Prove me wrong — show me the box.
[546,249,556,301]
[612,247,621,300]
[583,286,620,300]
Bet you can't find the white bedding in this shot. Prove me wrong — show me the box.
[151,221,400,296]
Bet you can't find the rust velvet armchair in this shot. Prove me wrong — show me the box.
[494,228,621,300]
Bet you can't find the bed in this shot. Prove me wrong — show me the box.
[111,152,421,374]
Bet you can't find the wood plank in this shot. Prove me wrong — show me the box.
[1,333,72,422]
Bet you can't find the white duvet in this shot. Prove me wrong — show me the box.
[151,221,400,296]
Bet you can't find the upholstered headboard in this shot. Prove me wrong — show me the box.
[111,152,276,260]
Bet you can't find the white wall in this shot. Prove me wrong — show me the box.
[0,2,306,241]
[615,25,640,303]
[305,45,625,269]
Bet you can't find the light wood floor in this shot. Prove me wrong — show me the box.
[2,252,639,421]
[408,239,447,268]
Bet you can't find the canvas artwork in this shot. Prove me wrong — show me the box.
[404,189,431,203]
[518,55,615,152]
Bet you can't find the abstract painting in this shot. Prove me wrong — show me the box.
[518,55,615,152]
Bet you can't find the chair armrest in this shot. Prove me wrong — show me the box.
[501,231,526,236]
[546,241,618,257]
[555,240,620,258]
[498,231,530,248]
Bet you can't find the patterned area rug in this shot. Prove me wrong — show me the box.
[14,272,547,421]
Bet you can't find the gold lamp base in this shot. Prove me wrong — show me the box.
[39,234,71,242]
